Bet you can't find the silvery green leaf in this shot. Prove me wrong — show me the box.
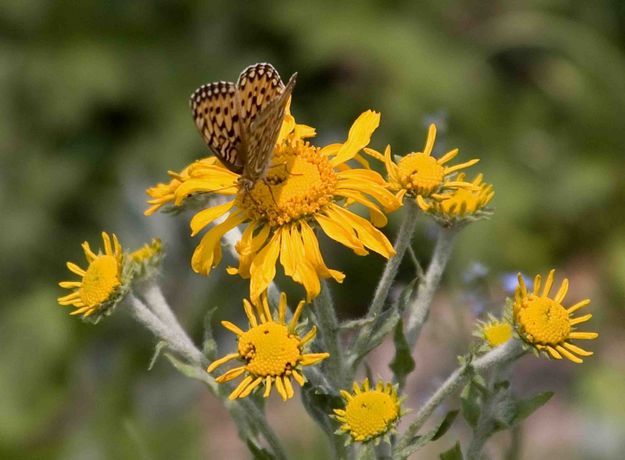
[460,381,482,429]
[352,306,400,364]
[510,391,553,426]
[147,340,168,371]
[439,441,464,460]
[246,439,276,460]
[395,410,459,459]
[389,319,415,388]
[164,353,218,394]
[202,306,218,360]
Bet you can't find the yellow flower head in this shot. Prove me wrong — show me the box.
[158,102,399,301]
[425,173,494,223]
[130,238,163,278]
[207,292,329,401]
[58,232,131,321]
[513,269,598,363]
[366,124,479,211]
[333,378,404,445]
[475,315,513,349]
[144,158,222,216]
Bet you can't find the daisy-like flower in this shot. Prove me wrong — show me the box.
[144,158,222,216]
[423,173,494,224]
[167,103,398,301]
[513,269,598,363]
[58,232,133,322]
[333,378,405,445]
[207,292,329,401]
[475,314,513,349]
[130,238,163,278]
[365,124,479,211]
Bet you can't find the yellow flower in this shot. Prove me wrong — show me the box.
[170,103,398,301]
[475,315,513,348]
[425,173,494,222]
[144,158,224,216]
[130,238,163,278]
[366,124,479,211]
[333,378,404,444]
[207,292,328,401]
[513,270,598,363]
[58,232,131,321]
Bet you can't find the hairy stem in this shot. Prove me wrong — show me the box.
[127,294,288,460]
[396,340,524,457]
[404,226,457,349]
[313,280,346,388]
[349,200,420,369]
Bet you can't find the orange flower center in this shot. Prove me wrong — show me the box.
[396,153,444,196]
[237,138,337,227]
[238,322,303,377]
[79,255,120,307]
[516,296,571,345]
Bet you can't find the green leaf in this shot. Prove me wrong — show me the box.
[439,441,464,460]
[246,439,276,460]
[300,383,342,437]
[460,381,482,429]
[147,340,168,370]
[395,410,459,458]
[510,391,553,426]
[202,306,218,360]
[398,277,419,314]
[164,353,218,394]
[389,319,415,388]
[352,306,400,364]
[432,410,459,441]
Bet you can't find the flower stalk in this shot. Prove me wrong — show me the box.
[395,340,524,457]
[404,225,458,349]
[350,199,420,369]
[313,280,346,388]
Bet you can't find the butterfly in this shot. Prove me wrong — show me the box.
[190,63,297,192]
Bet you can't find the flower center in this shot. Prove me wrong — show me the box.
[237,139,337,227]
[238,322,303,377]
[516,296,571,345]
[483,322,513,347]
[79,255,121,307]
[344,391,399,441]
[396,153,444,196]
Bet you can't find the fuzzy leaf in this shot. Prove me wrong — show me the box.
[352,306,400,364]
[510,391,553,426]
[202,306,218,360]
[460,381,482,429]
[439,441,464,460]
[246,439,276,460]
[395,410,459,458]
[389,319,415,388]
[164,353,218,393]
[300,383,342,437]
[398,277,419,314]
[148,340,168,370]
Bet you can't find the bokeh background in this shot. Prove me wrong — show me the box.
[2,1,624,458]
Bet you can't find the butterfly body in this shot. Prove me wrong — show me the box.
[190,63,297,192]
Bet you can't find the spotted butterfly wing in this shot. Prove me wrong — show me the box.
[190,63,297,187]
[190,81,244,174]
[237,65,297,186]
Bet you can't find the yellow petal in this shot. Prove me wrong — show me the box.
[315,211,368,256]
[330,111,380,167]
[190,200,236,236]
[249,231,282,303]
[191,211,246,275]
[330,205,395,258]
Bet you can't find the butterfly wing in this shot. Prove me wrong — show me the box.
[190,80,244,174]
[243,73,297,183]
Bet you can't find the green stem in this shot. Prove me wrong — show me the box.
[128,294,288,460]
[313,280,345,388]
[404,226,458,349]
[349,200,420,370]
[395,340,524,457]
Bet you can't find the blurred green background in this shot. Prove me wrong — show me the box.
[2,0,624,458]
